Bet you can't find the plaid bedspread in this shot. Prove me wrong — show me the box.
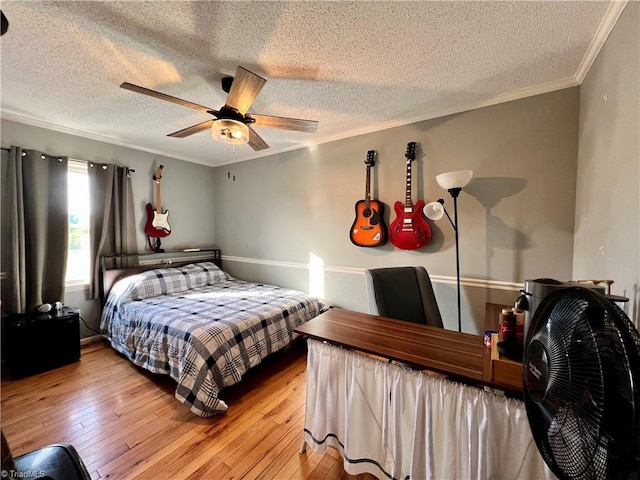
[101,262,326,416]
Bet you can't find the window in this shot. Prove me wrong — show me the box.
[66,160,90,285]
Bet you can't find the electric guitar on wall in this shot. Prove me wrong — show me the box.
[389,142,432,250]
[350,150,387,247]
[145,165,171,251]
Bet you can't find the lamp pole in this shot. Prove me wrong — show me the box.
[439,188,462,332]
[449,187,462,333]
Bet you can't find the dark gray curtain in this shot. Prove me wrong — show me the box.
[88,164,136,299]
[1,146,68,314]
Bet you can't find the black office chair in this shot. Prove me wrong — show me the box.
[1,431,91,480]
[365,266,444,328]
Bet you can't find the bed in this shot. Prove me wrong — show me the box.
[100,257,327,416]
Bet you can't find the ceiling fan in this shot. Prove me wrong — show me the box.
[121,66,319,151]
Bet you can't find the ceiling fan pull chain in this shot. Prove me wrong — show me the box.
[225,140,236,182]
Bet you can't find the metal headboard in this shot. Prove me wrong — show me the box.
[99,249,222,305]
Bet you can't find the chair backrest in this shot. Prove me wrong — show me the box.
[365,266,444,328]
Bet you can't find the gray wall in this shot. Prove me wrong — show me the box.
[214,88,581,334]
[574,2,640,325]
[1,119,217,336]
[215,4,640,332]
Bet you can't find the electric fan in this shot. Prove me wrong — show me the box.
[523,286,640,480]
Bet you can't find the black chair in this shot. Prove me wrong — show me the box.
[1,431,91,480]
[365,266,444,328]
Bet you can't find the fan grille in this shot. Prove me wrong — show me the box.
[523,287,640,480]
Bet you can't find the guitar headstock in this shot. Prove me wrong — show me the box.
[405,142,416,163]
[364,150,376,167]
[153,165,164,181]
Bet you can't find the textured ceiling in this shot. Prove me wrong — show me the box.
[0,1,626,166]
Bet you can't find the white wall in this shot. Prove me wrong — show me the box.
[1,119,217,335]
[574,2,640,325]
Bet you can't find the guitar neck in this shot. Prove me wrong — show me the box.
[156,178,162,213]
[404,160,414,208]
[364,164,372,205]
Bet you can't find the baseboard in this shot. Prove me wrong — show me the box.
[80,334,103,347]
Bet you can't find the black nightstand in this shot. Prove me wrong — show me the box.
[2,307,81,379]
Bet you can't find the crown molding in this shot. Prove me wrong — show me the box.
[4,72,581,171]
[209,75,580,167]
[306,77,580,150]
[0,110,213,167]
[574,0,629,83]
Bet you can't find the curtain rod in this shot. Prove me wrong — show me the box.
[1,146,134,173]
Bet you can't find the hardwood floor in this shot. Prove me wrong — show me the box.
[1,340,377,480]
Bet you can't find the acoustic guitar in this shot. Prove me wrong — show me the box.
[350,150,387,247]
[144,165,171,241]
[389,142,432,250]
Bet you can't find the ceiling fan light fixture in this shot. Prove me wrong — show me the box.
[211,119,249,145]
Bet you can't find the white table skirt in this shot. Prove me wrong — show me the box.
[302,339,555,480]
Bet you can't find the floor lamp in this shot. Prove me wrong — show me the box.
[424,170,473,333]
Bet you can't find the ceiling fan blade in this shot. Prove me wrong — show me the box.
[248,114,319,133]
[247,125,269,151]
[225,67,266,115]
[167,120,213,138]
[121,82,212,114]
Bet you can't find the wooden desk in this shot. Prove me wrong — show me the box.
[296,309,551,479]
[296,307,485,384]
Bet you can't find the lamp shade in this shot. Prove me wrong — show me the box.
[435,170,473,190]
[211,119,249,145]
[424,201,444,221]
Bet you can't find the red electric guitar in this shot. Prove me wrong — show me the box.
[350,150,387,247]
[389,142,432,250]
[145,165,171,252]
